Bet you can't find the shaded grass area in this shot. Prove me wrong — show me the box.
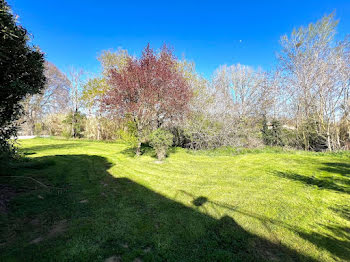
[0,138,349,261]
[274,171,350,194]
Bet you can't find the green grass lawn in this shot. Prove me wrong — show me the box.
[1,138,349,261]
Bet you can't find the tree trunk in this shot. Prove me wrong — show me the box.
[71,109,77,138]
[135,142,141,156]
[71,113,75,138]
[302,130,309,150]
[336,127,341,150]
[327,125,332,151]
[97,113,102,140]
[135,120,142,156]
[30,121,35,136]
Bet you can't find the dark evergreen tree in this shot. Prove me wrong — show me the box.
[270,119,284,146]
[261,115,272,145]
[261,116,284,147]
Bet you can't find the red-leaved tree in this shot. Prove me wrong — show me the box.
[102,44,192,154]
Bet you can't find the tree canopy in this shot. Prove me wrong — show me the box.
[102,44,192,154]
[0,0,45,153]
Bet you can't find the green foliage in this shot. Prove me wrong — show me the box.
[62,111,86,138]
[261,117,329,151]
[82,77,108,109]
[149,128,174,160]
[98,48,129,76]
[261,116,269,144]
[269,119,285,146]
[0,0,45,154]
[117,120,138,148]
[281,128,300,149]
[261,117,284,147]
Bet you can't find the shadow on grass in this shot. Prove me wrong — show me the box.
[20,143,84,153]
[180,190,350,262]
[268,170,350,260]
[1,154,319,262]
[23,152,36,156]
[273,171,350,194]
[320,162,350,177]
[294,224,350,261]
[330,204,350,221]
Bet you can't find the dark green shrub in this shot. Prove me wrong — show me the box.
[170,126,190,147]
[62,111,86,138]
[261,117,284,147]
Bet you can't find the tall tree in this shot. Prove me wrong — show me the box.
[83,49,130,114]
[82,49,130,140]
[82,77,107,140]
[212,64,268,120]
[278,13,350,150]
[67,67,84,138]
[188,64,269,149]
[22,61,70,135]
[102,44,192,154]
[0,0,45,153]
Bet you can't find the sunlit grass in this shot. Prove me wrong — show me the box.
[1,138,349,261]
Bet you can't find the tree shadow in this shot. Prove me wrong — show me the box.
[330,204,350,221]
[1,154,320,261]
[293,224,350,261]
[119,144,154,157]
[179,190,350,262]
[20,143,85,153]
[273,171,350,194]
[319,162,350,177]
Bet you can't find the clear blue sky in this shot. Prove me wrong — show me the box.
[8,0,350,78]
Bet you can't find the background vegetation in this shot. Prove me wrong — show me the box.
[6,12,348,157]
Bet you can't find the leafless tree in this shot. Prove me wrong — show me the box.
[278,13,350,150]
[184,64,270,149]
[21,62,70,135]
[67,67,85,138]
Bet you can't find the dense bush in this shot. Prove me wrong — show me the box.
[149,129,174,160]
